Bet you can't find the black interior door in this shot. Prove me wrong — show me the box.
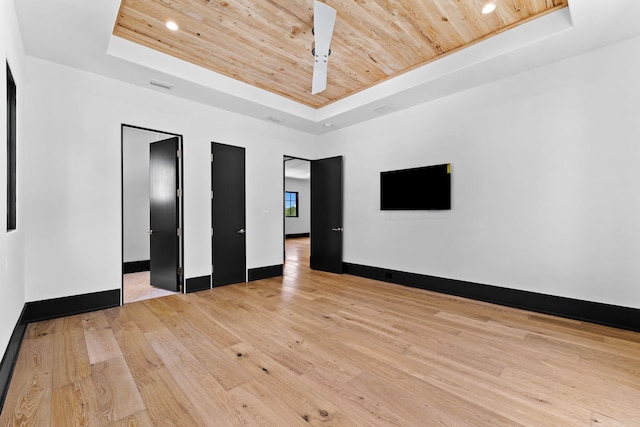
[311,156,343,273]
[212,142,246,287]
[149,137,180,292]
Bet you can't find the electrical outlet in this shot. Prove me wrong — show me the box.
[263,210,269,218]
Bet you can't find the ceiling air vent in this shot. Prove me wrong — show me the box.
[150,79,174,90]
[373,104,394,114]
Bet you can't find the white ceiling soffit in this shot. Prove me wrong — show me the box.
[106,8,572,134]
[14,0,640,134]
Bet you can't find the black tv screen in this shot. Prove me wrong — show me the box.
[380,163,451,210]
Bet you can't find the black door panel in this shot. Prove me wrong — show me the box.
[212,142,246,286]
[311,156,343,273]
[149,137,180,291]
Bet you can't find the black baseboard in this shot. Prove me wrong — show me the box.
[0,306,27,412]
[24,289,121,324]
[343,263,640,333]
[248,264,283,281]
[186,275,211,293]
[286,233,310,239]
[123,260,150,274]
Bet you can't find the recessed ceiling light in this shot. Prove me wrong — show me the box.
[323,123,333,128]
[166,21,179,31]
[481,1,497,14]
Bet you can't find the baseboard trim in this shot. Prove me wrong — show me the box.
[343,263,640,332]
[285,233,310,239]
[186,275,211,293]
[248,264,283,281]
[0,306,27,412]
[123,260,150,274]
[24,289,121,324]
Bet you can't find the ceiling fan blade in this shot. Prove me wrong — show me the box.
[312,60,328,94]
[312,1,336,95]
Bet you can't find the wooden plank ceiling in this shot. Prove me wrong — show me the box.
[113,0,567,109]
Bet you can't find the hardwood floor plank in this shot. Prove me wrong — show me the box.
[106,409,155,427]
[299,366,409,426]
[577,352,640,387]
[116,301,167,334]
[0,334,53,426]
[402,346,591,426]
[108,320,164,387]
[228,319,315,376]
[82,311,122,365]
[508,356,640,420]
[338,334,535,425]
[2,238,640,426]
[24,319,57,340]
[142,297,179,320]
[51,377,103,427]
[263,310,364,382]
[135,366,205,426]
[90,356,146,423]
[501,366,640,425]
[227,380,309,427]
[52,315,91,389]
[343,371,502,426]
[144,328,251,426]
[590,412,628,427]
[402,330,510,378]
[156,314,252,391]
[434,310,530,339]
[227,342,356,425]
[169,293,243,349]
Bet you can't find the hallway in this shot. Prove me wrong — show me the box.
[284,237,310,272]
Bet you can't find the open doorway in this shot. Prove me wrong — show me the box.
[122,125,184,303]
[283,156,311,266]
[284,155,344,274]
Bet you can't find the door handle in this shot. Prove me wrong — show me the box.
[148,230,154,235]
[331,227,343,232]
[237,228,246,234]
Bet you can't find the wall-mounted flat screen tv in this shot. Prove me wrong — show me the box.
[380,163,451,210]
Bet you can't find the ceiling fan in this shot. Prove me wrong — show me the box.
[311,1,337,95]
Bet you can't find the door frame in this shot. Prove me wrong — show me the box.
[121,124,185,304]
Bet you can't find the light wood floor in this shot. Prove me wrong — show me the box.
[2,237,640,426]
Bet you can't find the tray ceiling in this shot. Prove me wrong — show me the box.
[113,0,567,109]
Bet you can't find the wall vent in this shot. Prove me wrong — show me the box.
[150,79,174,90]
[266,116,284,123]
[373,104,394,114]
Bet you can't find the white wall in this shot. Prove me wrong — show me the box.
[285,177,310,235]
[122,127,172,263]
[0,0,26,356]
[317,35,640,309]
[22,56,317,302]
[9,8,640,355]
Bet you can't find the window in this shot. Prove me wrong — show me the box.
[285,191,298,217]
[7,62,16,231]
